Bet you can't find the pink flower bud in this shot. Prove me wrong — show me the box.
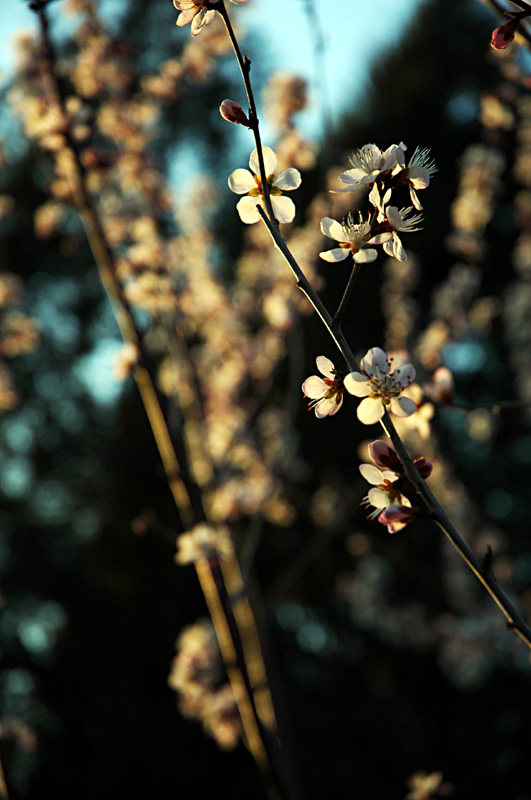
[491,19,518,50]
[219,99,250,127]
[413,456,433,479]
[378,504,418,526]
[368,440,401,471]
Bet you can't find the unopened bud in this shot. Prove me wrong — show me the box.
[491,18,519,50]
[368,440,401,471]
[219,99,251,127]
[413,456,433,479]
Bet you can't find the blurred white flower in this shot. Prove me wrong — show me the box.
[332,142,406,193]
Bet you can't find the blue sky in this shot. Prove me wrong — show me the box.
[3,0,425,139]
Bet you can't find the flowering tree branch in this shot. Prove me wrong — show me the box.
[214,3,531,653]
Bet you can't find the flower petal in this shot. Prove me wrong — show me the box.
[320,217,349,243]
[392,364,416,387]
[357,397,385,425]
[250,146,277,176]
[319,248,350,263]
[228,168,256,194]
[343,371,371,397]
[177,8,197,25]
[361,347,390,377]
[316,395,343,418]
[302,375,327,399]
[359,464,385,485]
[236,195,262,224]
[272,195,296,223]
[390,395,417,417]
[315,355,335,379]
[353,248,378,264]
[274,168,302,191]
[367,487,390,509]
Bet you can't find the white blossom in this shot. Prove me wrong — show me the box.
[319,212,391,264]
[228,146,301,224]
[344,347,417,425]
[302,356,344,418]
[332,142,406,194]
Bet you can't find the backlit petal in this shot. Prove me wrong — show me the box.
[236,195,262,224]
[320,217,349,243]
[390,396,417,417]
[274,168,302,191]
[271,195,296,223]
[315,355,335,379]
[359,464,385,485]
[249,146,277,176]
[319,248,350,263]
[228,168,256,194]
[343,372,371,397]
[302,375,327,399]
[357,397,385,425]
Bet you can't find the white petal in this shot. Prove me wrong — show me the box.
[274,168,302,191]
[302,375,327,399]
[320,217,349,243]
[271,195,296,223]
[228,168,256,194]
[338,168,366,185]
[315,355,335,379]
[177,9,197,26]
[367,488,390,508]
[369,232,393,245]
[392,364,416,387]
[409,186,423,210]
[316,395,343,418]
[353,248,377,264]
[391,235,406,262]
[357,397,385,425]
[250,146,277,176]
[319,248,350,263]
[359,464,385,485]
[236,195,262,224]
[343,371,371,397]
[191,8,215,34]
[361,347,389,377]
[390,396,417,417]
[409,165,430,189]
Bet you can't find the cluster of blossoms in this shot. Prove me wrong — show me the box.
[320,142,435,264]
[303,347,417,425]
[175,523,234,565]
[359,440,432,534]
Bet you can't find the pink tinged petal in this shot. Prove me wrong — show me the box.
[319,394,343,417]
[302,375,327,399]
[361,347,390,377]
[314,398,335,418]
[386,520,407,534]
[236,195,262,224]
[319,248,350,263]
[367,488,391,509]
[249,146,277,176]
[228,168,256,194]
[378,504,416,525]
[353,248,378,264]
[390,395,417,417]
[343,371,371,397]
[320,217,349,243]
[274,168,302,191]
[271,195,296,223]
[393,364,416,387]
[357,397,385,425]
[359,464,385,485]
[315,355,335,379]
